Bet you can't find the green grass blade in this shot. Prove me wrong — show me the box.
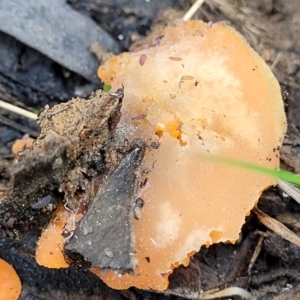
[200,154,300,186]
[103,84,112,92]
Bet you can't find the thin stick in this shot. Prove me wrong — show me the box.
[270,52,283,70]
[183,0,206,21]
[0,99,37,120]
[200,287,251,299]
[247,232,268,276]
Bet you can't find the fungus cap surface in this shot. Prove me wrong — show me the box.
[0,258,21,300]
[97,20,287,290]
[11,137,34,156]
[36,203,70,268]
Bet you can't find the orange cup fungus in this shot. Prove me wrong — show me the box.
[97,20,287,291]
[36,202,71,268]
[11,136,34,157]
[0,258,21,300]
[36,202,84,269]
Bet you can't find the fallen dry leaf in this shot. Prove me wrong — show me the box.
[253,206,300,248]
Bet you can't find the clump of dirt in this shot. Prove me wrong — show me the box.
[0,89,124,236]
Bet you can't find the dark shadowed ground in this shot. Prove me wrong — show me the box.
[1,1,300,299]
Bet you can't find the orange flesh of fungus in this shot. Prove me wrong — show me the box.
[0,258,21,300]
[36,202,71,268]
[11,137,34,156]
[96,20,287,291]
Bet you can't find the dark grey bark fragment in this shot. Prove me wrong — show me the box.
[66,140,145,273]
[0,0,120,83]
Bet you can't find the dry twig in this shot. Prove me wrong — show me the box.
[247,231,268,276]
[0,99,37,120]
[183,0,206,21]
[200,287,251,299]
[253,206,300,248]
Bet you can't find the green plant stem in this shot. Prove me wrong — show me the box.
[201,154,300,186]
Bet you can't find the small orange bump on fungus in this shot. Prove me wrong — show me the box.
[11,136,34,156]
[97,20,287,290]
[0,258,21,300]
[36,202,70,268]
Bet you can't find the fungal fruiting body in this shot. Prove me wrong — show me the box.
[0,258,21,300]
[97,20,287,290]
[36,202,85,269]
[11,136,34,157]
[36,202,70,268]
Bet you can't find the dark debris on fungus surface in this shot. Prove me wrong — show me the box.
[65,140,145,273]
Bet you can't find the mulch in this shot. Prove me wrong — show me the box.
[1,1,300,299]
